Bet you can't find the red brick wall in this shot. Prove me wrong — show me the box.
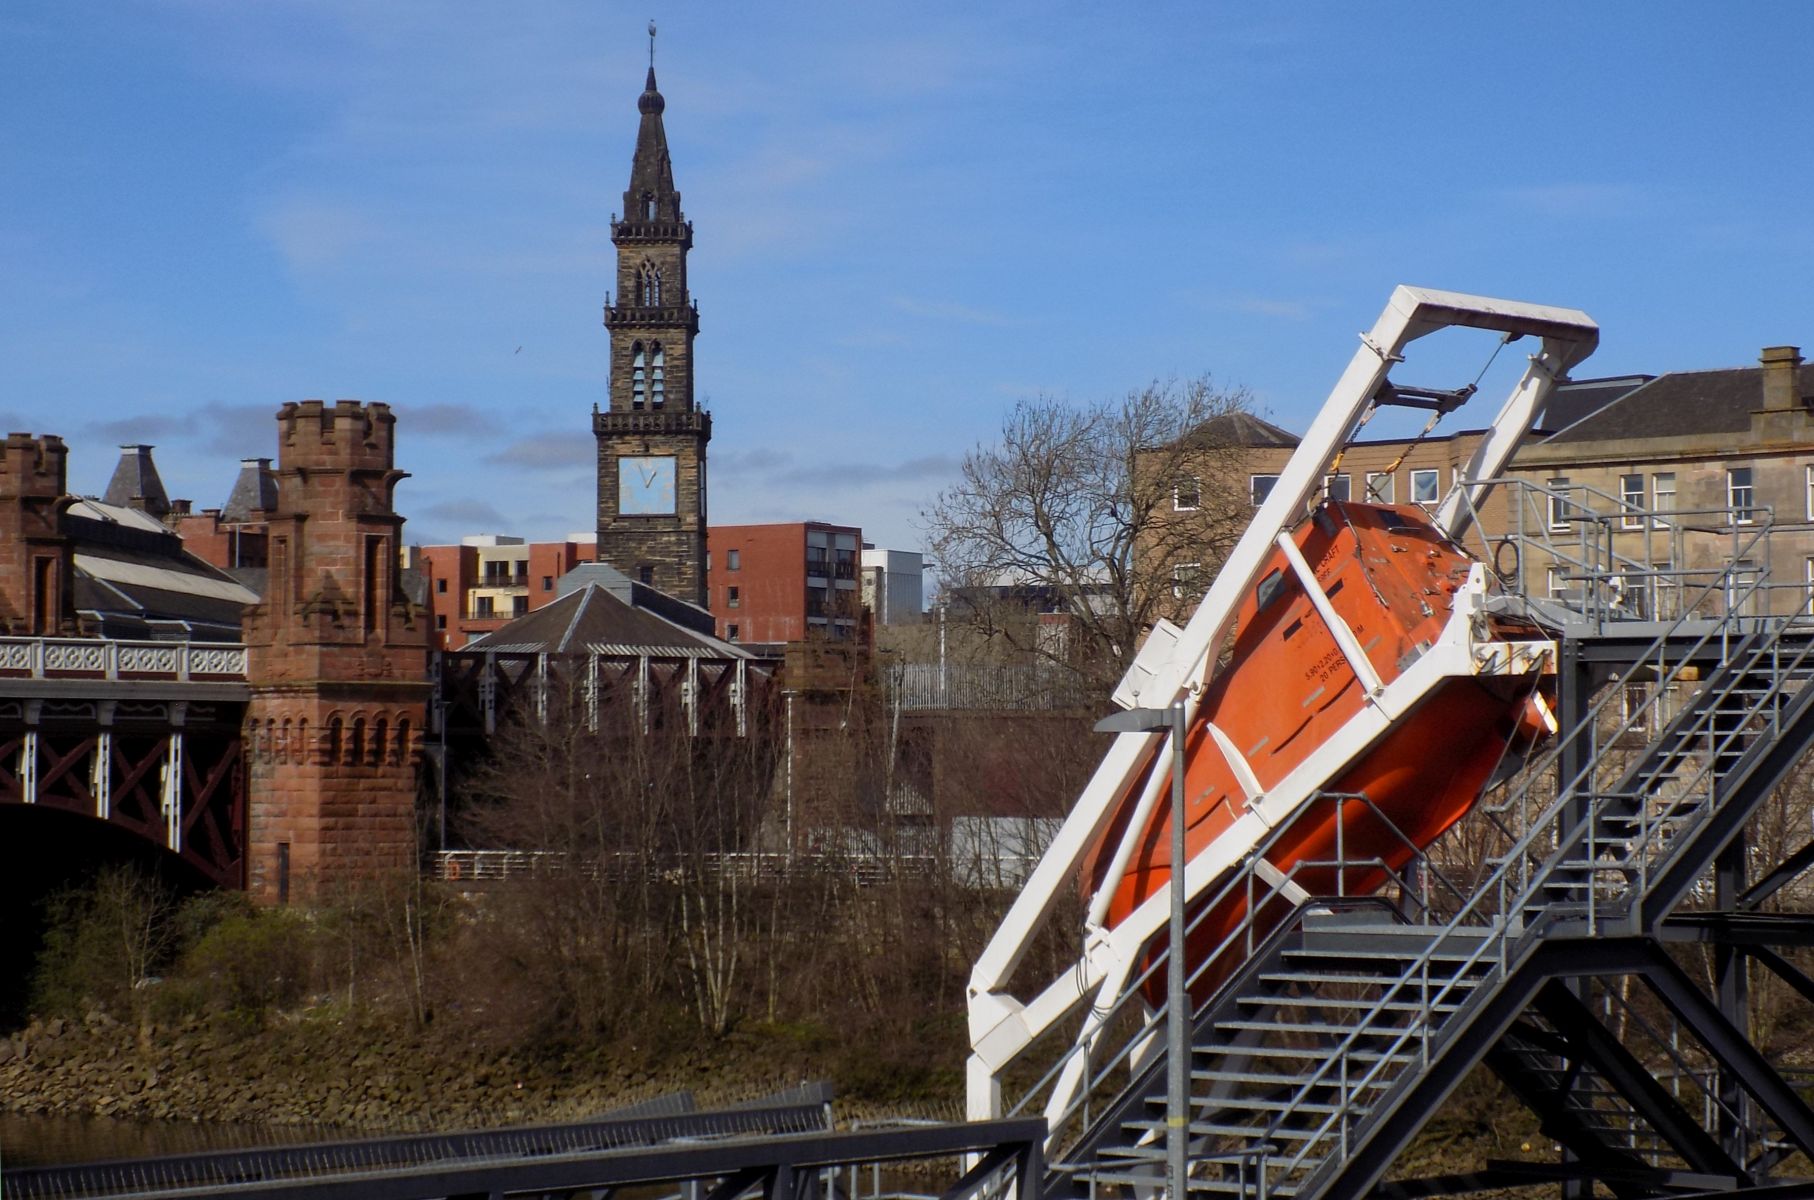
[242,400,430,902]
[709,524,808,643]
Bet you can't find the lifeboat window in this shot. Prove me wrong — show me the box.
[1325,577,1345,598]
[1380,509,1413,532]
[1255,568,1287,611]
[1282,617,1304,640]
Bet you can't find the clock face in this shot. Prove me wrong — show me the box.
[619,455,677,515]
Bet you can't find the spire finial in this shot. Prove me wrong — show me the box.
[648,20,657,71]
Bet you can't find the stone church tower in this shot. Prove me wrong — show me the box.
[594,47,710,607]
[242,401,430,902]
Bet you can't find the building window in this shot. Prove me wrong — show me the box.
[806,546,829,575]
[1619,474,1645,529]
[727,549,741,571]
[436,614,447,630]
[1652,472,1676,528]
[643,193,656,220]
[1727,558,1759,615]
[639,262,662,306]
[1365,472,1394,503]
[726,624,739,641]
[474,596,493,618]
[631,342,646,408]
[542,576,553,591]
[1172,562,1201,599]
[512,596,528,617]
[1548,477,1572,530]
[1728,467,1755,524]
[834,547,856,579]
[1805,557,1814,611]
[639,564,655,585]
[1410,469,1440,505]
[727,586,740,608]
[1324,474,1351,502]
[651,344,665,408]
[436,578,447,594]
[1173,477,1201,511]
[1806,465,1814,521]
[1250,474,1279,507]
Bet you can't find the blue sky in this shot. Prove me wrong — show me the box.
[3,2,1811,554]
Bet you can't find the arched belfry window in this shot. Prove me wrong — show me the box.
[651,344,666,408]
[643,193,656,220]
[631,342,646,408]
[637,264,661,307]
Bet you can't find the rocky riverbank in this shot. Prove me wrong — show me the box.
[0,1010,936,1134]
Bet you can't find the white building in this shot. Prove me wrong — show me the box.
[861,546,924,625]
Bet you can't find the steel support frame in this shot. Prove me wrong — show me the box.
[1525,980,1743,1183]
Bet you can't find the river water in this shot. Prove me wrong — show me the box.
[0,1112,342,1169]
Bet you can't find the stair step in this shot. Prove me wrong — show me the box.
[1076,1166,1299,1197]
[1206,1045,1414,1065]
[1235,992,1465,1014]
[1125,1117,1332,1142]
[1190,1067,1395,1088]
[1256,969,1477,988]
[1152,1095,1350,1116]
[1211,1018,1428,1037]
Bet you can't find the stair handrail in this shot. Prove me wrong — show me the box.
[1016,789,1440,1154]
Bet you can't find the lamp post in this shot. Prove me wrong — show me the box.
[1096,699,1190,1199]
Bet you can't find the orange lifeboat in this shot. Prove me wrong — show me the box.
[1083,499,1552,1003]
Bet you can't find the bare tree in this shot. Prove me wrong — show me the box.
[457,665,782,1038]
[925,375,1258,691]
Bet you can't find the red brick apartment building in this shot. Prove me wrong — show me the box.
[412,536,597,649]
[707,522,863,644]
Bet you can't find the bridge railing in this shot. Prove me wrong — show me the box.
[0,637,247,681]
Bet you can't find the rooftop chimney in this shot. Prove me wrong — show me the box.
[1760,345,1804,411]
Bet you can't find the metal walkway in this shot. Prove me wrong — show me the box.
[3,1084,1047,1200]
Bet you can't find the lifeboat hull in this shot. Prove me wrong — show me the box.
[1083,500,1550,1003]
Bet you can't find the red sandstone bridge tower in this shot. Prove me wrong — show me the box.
[242,401,429,902]
[0,433,76,636]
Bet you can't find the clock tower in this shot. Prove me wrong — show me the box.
[595,34,709,606]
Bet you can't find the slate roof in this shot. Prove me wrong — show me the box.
[1182,411,1301,449]
[1543,363,1814,445]
[66,499,258,641]
[101,445,171,519]
[465,582,752,659]
[1533,375,1653,434]
[221,458,278,522]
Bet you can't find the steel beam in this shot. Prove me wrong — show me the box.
[1529,980,1743,1182]
[1638,943,1814,1161]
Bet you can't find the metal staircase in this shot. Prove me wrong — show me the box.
[1048,585,1814,1199]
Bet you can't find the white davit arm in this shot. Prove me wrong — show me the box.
[966,286,1597,1124]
